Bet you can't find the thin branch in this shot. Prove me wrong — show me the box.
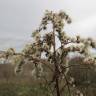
[42,75,54,96]
[63,73,71,96]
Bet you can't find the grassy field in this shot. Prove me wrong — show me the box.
[0,82,51,96]
[0,58,96,96]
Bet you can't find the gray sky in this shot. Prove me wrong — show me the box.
[0,0,96,51]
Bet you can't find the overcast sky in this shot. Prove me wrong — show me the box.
[0,0,96,51]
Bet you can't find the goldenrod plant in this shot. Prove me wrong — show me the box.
[1,10,96,96]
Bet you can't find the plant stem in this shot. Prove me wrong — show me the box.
[53,28,60,96]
